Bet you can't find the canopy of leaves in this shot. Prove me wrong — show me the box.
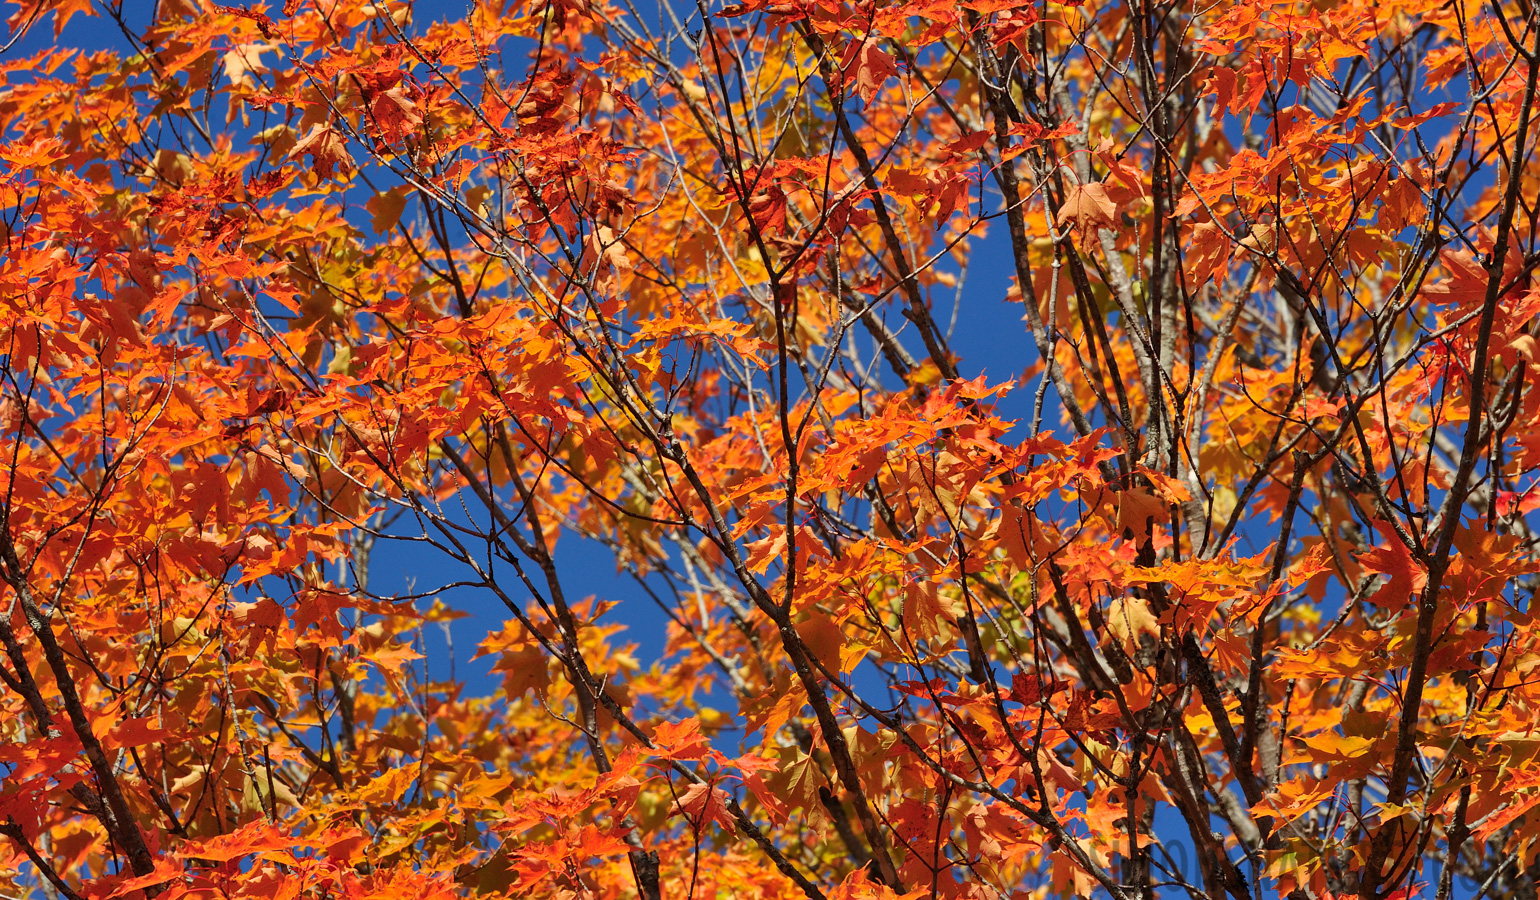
[0,0,1538,897]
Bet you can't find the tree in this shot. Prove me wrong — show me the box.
[0,0,1537,895]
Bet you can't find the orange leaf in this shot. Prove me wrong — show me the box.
[673,781,736,834]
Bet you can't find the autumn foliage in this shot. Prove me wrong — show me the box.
[1,0,1539,896]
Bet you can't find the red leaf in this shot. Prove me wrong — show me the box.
[652,718,712,762]
[841,41,898,105]
[673,781,736,834]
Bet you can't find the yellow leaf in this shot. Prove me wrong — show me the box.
[366,188,407,234]
[1106,596,1159,659]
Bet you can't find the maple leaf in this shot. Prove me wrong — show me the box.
[1186,222,1232,285]
[1010,671,1066,706]
[1061,182,1117,232]
[744,531,787,574]
[841,40,898,105]
[1106,596,1159,661]
[1256,777,1338,830]
[369,83,423,144]
[100,856,184,898]
[175,820,297,862]
[1356,526,1427,612]
[9,0,95,36]
[652,717,713,762]
[222,41,272,87]
[103,717,176,750]
[289,122,353,178]
[367,187,408,233]
[673,781,737,834]
[1472,771,1540,843]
